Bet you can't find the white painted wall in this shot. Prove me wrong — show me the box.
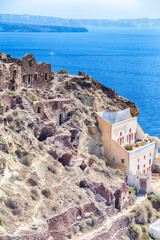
[112,118,137,146]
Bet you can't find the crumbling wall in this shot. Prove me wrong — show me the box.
[33,102,44,119]
[21,54,51,90]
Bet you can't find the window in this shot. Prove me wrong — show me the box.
[121,159,125,164]
[138,158,139,163]
[144,155,146,159]
[29,60,32,67]
[131,133,133,140]
[45,73,48,81]
[38,107,41,114]
[150,153,151,157]
[149,159,151,165]
[144,164,145,168]
[129,128,131,133]
[120,132,122,136]
[127,135,129,142]
[23,75,26,82]
[147,168,149,171]
[137,165,140,170]
[135,133,136,140]
[13,70,17,79]
[112,158,115,162]
[144,170,146,174]
[34,74,38,81]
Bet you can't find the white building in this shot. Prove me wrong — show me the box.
[97,108,160,194]
[149,219,160,239]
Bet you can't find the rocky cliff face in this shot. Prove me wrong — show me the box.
[0,72,138,239]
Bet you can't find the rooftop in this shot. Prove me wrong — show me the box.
[98,108,132,125]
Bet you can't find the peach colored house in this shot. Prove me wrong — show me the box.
[97,109,160,194]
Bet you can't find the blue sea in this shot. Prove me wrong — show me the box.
[0,27,160,137]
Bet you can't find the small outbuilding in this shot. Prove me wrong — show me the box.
[149,219,160,239]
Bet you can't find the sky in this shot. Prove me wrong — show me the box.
[0,0,160,19]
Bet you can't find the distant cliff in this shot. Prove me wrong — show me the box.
[0,22,88,32]
[0,14,160,28]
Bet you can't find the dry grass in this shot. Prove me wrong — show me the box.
[26,91,37,101]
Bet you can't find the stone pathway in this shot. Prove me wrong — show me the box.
[74,194,147,240]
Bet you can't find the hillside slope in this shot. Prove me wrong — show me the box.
[0,71,139,239]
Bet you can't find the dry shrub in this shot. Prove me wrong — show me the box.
[128,224,142,240]
[5,90,16,96]
[57,69,69,75]
[31,188,39,201]
[120,237,130,240]
[22,154,33,166]
[26,91,37,101]
[91,155,106,168]
[28,178,38,186]
[42,189,52,198]
[48,165,57,174]
[132,201,154,224]
[133,205,148,224]
[7,114,14,123]
[0,216,3,226]
[5,198,22,216]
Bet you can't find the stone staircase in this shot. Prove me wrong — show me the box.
[151,173,160,196]
[22,97,38,125]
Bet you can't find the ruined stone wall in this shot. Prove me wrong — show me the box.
[0,62,21,91]
[91,217,130,240]
[47,203,104,240]
[21,54,51,90]
[1,95,12,113]
[33,102,44,119]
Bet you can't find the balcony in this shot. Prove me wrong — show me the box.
[128,141,156,159]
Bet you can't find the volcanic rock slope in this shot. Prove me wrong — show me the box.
[0,73,139,239]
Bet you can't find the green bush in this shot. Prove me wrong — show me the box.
[128,224,142,240]
[124,145,133,151]
[26,91,37,101]
[128,185,137,195]
[57,69,70,75]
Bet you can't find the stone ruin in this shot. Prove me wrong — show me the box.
[0,52,51,91]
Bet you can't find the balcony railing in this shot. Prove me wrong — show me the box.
[129,141,156,159]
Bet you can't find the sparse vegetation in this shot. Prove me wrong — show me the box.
[120,236,130,240]
[48,165,57,174]
[5,198,22,216]
[42,189,52,198]
[26,91,37,101]
[128,224,142,240]
[124,144,133,151]
[5,90,16,96]
[57,69,70,75]
[28,178,38,186]
[129,201,154,225]
[31,189,39,201]
[91,155,106,168]
[7,113,14,123]
[0,216,3,226]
